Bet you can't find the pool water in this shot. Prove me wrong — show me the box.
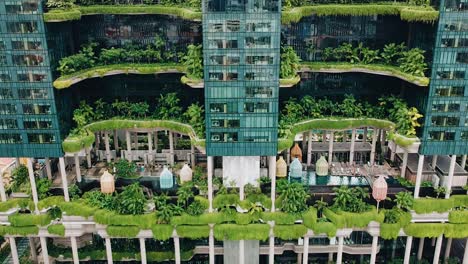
[290,172,370,186]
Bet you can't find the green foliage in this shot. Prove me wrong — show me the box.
[83,191,116,211]
[176,225,210,239]
[404,223,445,238]
[151,224,174,240]
[274,224,307,240]
[60,201,96,217]
[115,183,147,215]
[444,224,468,238]
[46,0,76,9]
[380,223,401,240]
[156,203,183,224]
[58,43,96,75]
[171,212,232,225]
[332,186,370,213]
[448,210,468,224]
[313,197,328,218]
[183,103,205,138]
[35,178,52,200]
[182,44,203,79]
[311,221,337,237]
[186,200,206,216]
[397,48,427,77]
[278,182,309,214]
[260,212,297,225]
[8,213,52,227]
[0,199,30,212]
[0,226,39,236]
[113,159,138,179]
[214,224,269,241]
[302,207,318,228]
[154,93,183,120]
[11,165,29,192]
[395,191,414,211]
[106,226,140,237]
[177,183,195,209]
[48,224,65,236]
[413,197,454,214]
[36,196,65,210]
[213,194,240,209]
[68,184,82,201]
[280,46,301,79]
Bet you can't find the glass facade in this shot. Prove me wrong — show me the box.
[203,0,281,156]
[0,0,62,157]
[421,0,468,155]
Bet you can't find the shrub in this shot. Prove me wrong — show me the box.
[113,159,138,179]
[278,182,309,214]
[274,224,307,240]
[11,165,29,192]
[116,183,147,215]
[48,224,65,236]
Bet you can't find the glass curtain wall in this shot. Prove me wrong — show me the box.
[203,0,281,156]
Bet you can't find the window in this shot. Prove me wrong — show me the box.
[436,70,465,80]
[246,87,273,98]
[12,40,43,50]
[7,22,38,33]
[211,119,240,128]
[246,56,273,65]
[0,119,18,129]
[428,131,456,141]
[226,20,240,32]
[456,52,468,63]
[245,71,272,81]
[441,38,468,47]
[13,54,44,66]
[462,131,468,140]
[0,41,5,50]
[17,72,47,82]
[209,23,224,32]
[210,55,224,65]
[18,89,48,99]
[443,20,468,31]
[209,72,223,81]
[435,86,464,97]
[245,36,271,48]
[5,1,38,14]
[432,102,460,112]
[0,134,22,144]
[208,39,238,49]
[246,22,271,32]
[0,73,12,82]
[210,132,238,142]
[244,131,270,142]
[0,55,6,66]
[210,103,238,113]
[24,119,52,129]
[431,116,460,126]
[28,133,56,144]
[0,104,17,115]
[244,102,269,113]
[23,104,51,115]
[0,89,13,99]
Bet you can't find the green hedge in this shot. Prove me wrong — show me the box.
[214,224,270,241]
[44,5,201,22]
[243,194,272,210]
[106,225,140,237]
[0,226,39,236]
[323,208,381,228]
[152,225,174,241]
[261,212,297,225]
[53,63,185,89]
[176,225,210,239]
[62,132,95,153]
[281,4,438,24]
[301,62,429,86]
[404,223,445,238]
[302,207,318,228]
[311,221,337,237]
[449,210,468,224]
[36,196,65,210]
[413,197,454,214]
[0,199,29,212]
[444,224,468,238]
[380,223,401,240]
[171,213,233,225]
[274,224,307,240]
[60,201,96,218]
[48,224,65,236]
[8,214,52,227]
[213,194,240,209]
[94,210,156,229]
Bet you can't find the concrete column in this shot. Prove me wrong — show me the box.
[105,238,113,264]
[302,132,307,149]
[113,130,119,151]
[239,240,245,264]
[302,236,309,264]
[350,129,356,164]
[74,153,81,183]
[174,236,181,264]
[417,238,424,260]
[328,131,334,164]
[390,148,396,162]
[45,157,52,180]
[444,238,452,262]
[307,131,313,166]
[463,238,468,264]
[337,236,344,264]
[370,129,378,165]
[432,155,438,170]
[370,235,378,264]
[328,253,334,262]
[86,147,92,168]
[191,144,196,169]
[414,154,425,198]
[29,237,37,263]
[148,132,153,152]
[0,168,7,202]
[461,155,467,169]
[445,155,457,199]
[139,238,147,264]
[9,237,19,264]
[363,127,368,143]
[322,131,326,142]
[207,156,214,212]
[126,130,132,161]
[133,132,138,150]
[286,149,290,165]
[380,129,386,150]
[154,131,158,152]
[59,157,70,202]
[104,131,111,162]
[95,132,100,151]
[403,236,413,264]
[27,158,39,213]
[70,236,79,264]
[15,158,21,168]
[269,156,276,212]
[269,225,274,264]
[401,150,408,178]
[169,132,175,165]
[433,235,443,264]
[209,224,215,264]
[40,236,49,264]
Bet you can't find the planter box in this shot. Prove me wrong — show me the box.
[410,211,449,222]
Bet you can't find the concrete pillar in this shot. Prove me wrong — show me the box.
[401,150,408,178]
[414,154,425,198]
[174,236,181,264]
[154,131,158,152]
[297,253,302,264]
[444,238,452,262]
[337,236,344,264]
[302,132,307,149]
[95,132,100,151]
[113,130,119,151]
[239,240,245,264]
[45,157,52,180]
[432,155,438,170]
[286,149,290,165]
[390,148,396,162]
[328,131,334,164]
[417,238,424,260]
[403,236,413,264]
[463,238,468,264]
[70,236,79,264]
[59,157,70,202]
[350,129,356,164]
[208,156,214,212]
[461,155,467,169]
[133,132,138,150]
[307,131,312,166]
[104,131,111,162]
[269,225,274,264]
[169,132,175,165]
[15,158,20,168]
[209,224,215,264]
[105,238,113,264]
[126,130,132,161]
[40,236,49,264]
[328,253,334,262]
[0,168,6,202]
[74,153,81,182]
[370,235,378,264]
[9,237,19,264]
[148,132,153,152]
[363,127,368,143]
[380,129,386,150]
[445,155,457,199]
[27,158,39,213]
[322,131,326,142]
[433,235,443,264]
[191,144,196,169]
[86,147,92,168]
[139,238,147,264]
[29,237,37,263]
[302,236,309,264]
[269,156,276,212]
[370,129,378,165]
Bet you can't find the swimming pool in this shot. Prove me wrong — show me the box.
[300,172,370,186]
